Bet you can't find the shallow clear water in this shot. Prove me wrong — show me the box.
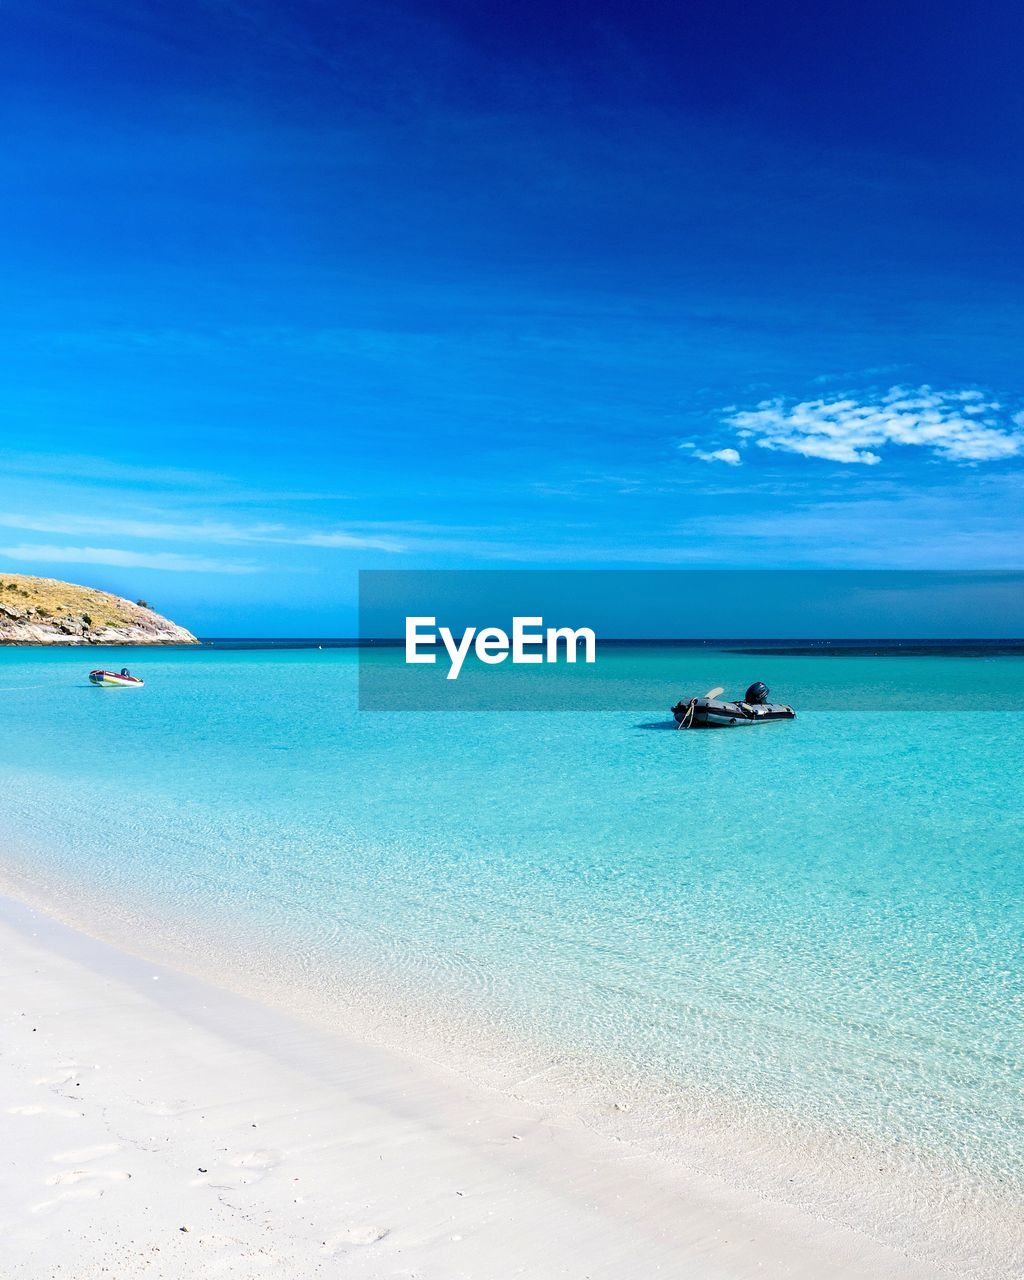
[1,645,1022,1269]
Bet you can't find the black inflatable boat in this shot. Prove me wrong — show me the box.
[672,682,795,728]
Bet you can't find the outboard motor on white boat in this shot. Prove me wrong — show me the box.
[672,681,794,728]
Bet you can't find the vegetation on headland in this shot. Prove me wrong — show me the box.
[0,573,198,645]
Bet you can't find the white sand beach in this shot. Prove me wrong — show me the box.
[0,892,948,1280]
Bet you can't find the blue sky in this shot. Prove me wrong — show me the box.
[2,0,1023,632]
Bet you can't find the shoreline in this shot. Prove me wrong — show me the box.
[2,838,1022,1279]
[0,886,951,1279]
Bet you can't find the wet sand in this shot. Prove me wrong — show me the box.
[0,891,945,1279]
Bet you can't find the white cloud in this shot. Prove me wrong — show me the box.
[680,443,743,465]
[296,530,404,551]
[0,450,220,488]
[725,386,1024,465]
[0,544,259,574]
[0,513,404,552]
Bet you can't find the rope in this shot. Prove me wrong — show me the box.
[677,697,697,729]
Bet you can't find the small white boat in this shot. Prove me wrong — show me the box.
[89,668,144,688]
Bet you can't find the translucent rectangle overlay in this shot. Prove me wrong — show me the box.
[358,570,1024,712]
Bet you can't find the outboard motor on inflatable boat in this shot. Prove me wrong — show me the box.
[672,681,794,727]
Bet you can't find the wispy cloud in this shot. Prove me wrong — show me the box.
[295,530,404,550]
[724,386,1024,464]
[679,443,742,466]
[0,545,259,574]
[671,472,1024,567]
[0,451,222,489]
[0,513,404,552]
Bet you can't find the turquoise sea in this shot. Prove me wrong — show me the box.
[1,643,1022,1274]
